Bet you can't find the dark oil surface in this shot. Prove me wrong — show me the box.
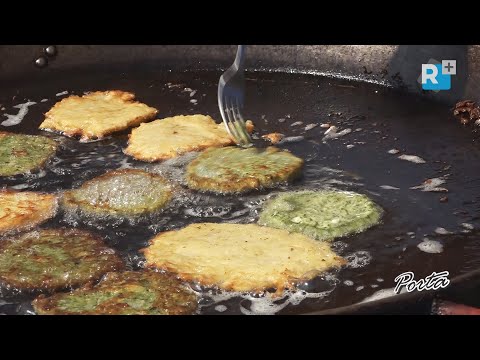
[2,67,480,314]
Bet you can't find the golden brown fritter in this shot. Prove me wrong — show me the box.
[124,114,254,162]
[142,223,345,296]
[62,169,174,217]
[0,228,124,292]
[0,132,57,176]
[258,190,383,241]
[0,190,58,235]
[39,91,158,141]
[185,146,304,194]
[33,271,198,315]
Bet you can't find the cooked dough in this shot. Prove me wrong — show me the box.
[0,190,58,235]
[39,91,158,141]
[185,146,304,194]
[124,114,254,162]
[32,271,198,315]
[258,190,383,241]
[0,228,124,291]
[0,132,57,176]
[142,223,345,295]
[62,169,173,217]
[262,132,285,144]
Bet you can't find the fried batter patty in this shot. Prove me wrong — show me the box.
[185,146,304,194]
[124,114,254,162]
[32,271,198,315]
[39,91,158,141]
[142,223,345,295]
[258,190,383,241]
[62,169,173,217]
[0,132,57,176]
[0,190,58,235]
[0,229,124,291]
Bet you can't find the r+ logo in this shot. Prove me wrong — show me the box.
[420,59,457,91]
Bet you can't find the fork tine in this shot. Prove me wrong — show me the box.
[233,98,252,140]
[224,96,242,144]
[231,100,252,146]
[219,99,234,139]
[227,99,250,147]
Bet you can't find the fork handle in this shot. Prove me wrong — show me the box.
[234,45,246,71]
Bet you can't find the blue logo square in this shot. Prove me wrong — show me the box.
[422,64,451,90]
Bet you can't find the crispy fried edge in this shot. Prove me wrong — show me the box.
[61,168,174,216]
[140,225,346,296]
[262,132,285,144]
[0,132,58,176]
[185,147,304,194]
[0,190,58,235]
[32,270,198,315]
[124,117,254,162]
[0,228,125,292]
[39,91,158,141]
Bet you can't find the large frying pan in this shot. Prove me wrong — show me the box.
[1,45,480,315]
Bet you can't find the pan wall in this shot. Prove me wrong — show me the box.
[0,45,478,105]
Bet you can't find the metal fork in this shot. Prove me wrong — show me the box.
[218,45,253,147]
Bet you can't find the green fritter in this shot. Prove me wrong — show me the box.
[62,169,174,217]
[0,228,124,292]
[0,132,57,176]
[186,146,304,194]
[258,190,383,241]
[32,271,198,315]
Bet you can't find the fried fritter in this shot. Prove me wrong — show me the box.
[124,114,254,162]
[258,190,383,241]
[62,169,173,217]
[185,146,304,194]
[39,91,158,141]
[0,228,124,291]
[0,132,57,176]
[0,190,58,235]
[142,223,345,295]
[32,271,198,315]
